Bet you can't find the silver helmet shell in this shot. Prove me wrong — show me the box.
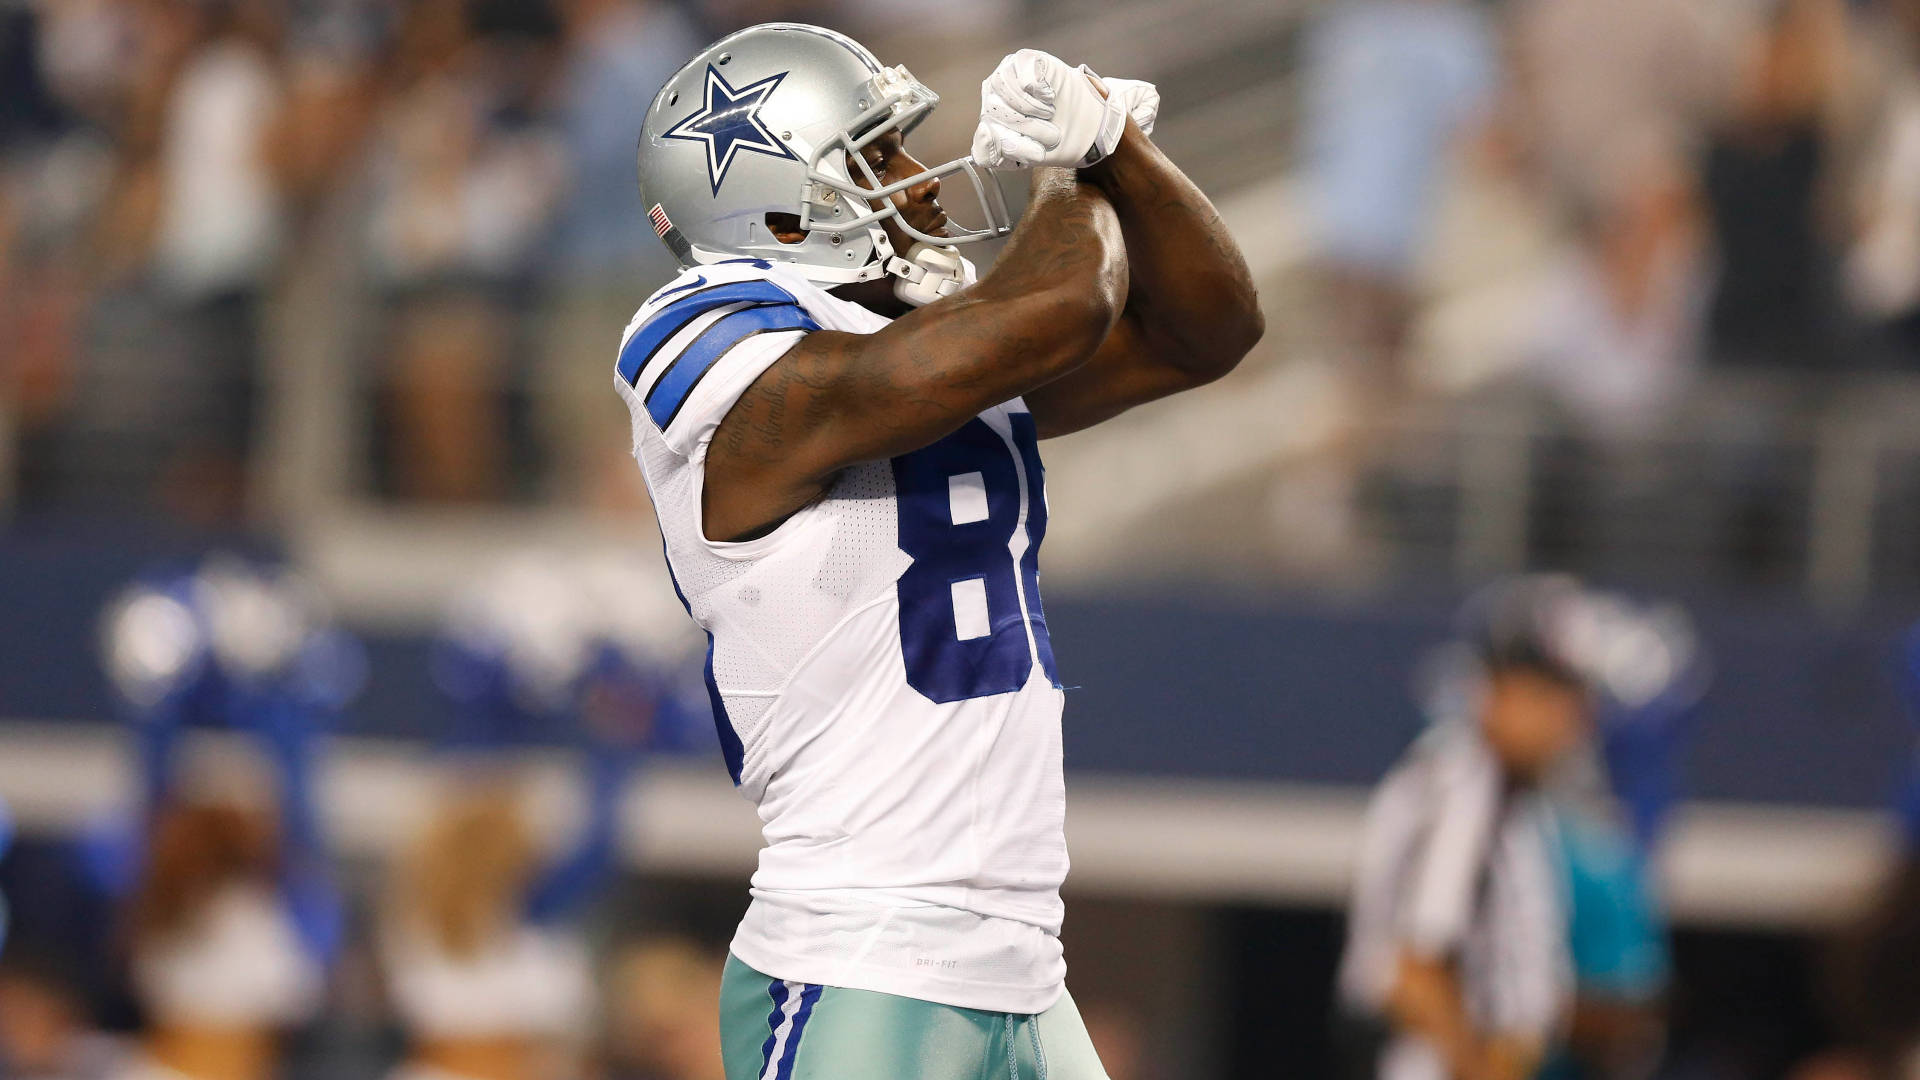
[637,23,1012,286]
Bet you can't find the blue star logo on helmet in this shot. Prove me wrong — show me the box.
[661,65,800,196]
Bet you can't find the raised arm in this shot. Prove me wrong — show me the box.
[524,745,633,924]
[256,694,345,967]
[524,672,659,924]
[970,55,1264,438]
[1026,120,1263,436]
[703,169,1126,542]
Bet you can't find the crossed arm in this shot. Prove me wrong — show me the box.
[704,168,1127,541]
[1024,116,1265,438]
[703,120,1261,541]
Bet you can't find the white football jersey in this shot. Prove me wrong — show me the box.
[613,259,1069,1014]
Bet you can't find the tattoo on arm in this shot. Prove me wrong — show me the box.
[1083,121,1263,374]
[1018,124,1265,439]
[703,168,1127,540]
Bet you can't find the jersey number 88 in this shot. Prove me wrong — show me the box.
[891,414,1059,703]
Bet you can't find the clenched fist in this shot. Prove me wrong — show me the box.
[970,49,1129,170]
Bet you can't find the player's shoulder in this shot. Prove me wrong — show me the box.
[633,259,837,326]
[616,259,852,452]
[615,260,824,389]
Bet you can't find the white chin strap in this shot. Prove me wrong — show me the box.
[887,243,978,307]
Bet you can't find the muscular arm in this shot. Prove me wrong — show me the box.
[1024,116,1264,438]
[703,169,1126,541]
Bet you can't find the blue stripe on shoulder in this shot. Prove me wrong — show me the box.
[618,279,802,385]
[643,303,820,429]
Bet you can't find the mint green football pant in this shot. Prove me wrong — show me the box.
[721,954,1110,1080]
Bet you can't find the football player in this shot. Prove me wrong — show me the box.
[619,25,1262,1080]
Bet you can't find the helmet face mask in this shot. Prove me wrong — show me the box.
[638,24,1014,288]
[799,66,1014,253]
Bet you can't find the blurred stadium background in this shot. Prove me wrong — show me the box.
[3,0,1920,1077]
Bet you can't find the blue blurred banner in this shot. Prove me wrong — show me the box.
[1,534,1911,809]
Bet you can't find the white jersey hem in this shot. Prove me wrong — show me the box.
[727,930,1067,1016]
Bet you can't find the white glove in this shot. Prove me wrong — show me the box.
[1079,65,1158,136]
[971,49,1128,170]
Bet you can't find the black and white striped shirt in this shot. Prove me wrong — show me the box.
[1338,722,1571,1079]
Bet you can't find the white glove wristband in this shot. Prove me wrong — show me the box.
[971,49,1129,170]
[1079,83,1128,167]
[1078,65,1158,137]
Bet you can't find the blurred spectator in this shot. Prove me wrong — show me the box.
[1291,0,1500,572]
[1842,0,1920,366]
[1338,577,1591,1080]
[84,558,353,1080]
[1507,0,1737,220]
[0,950,121,1080]
[1538,811,1667,1080]
[361,0,566,503]
[547,0,695,285]
[0,0,127,513]
[143,0,289,518]
[537,0,700,506]
[256,1,386,218]
[124,799,326,1080]
[381,780,597,1080]
[0,2,60,147]
[1700,0,1855,371]
[385,549,689,1080]
[1535,597,1699,1080]
[1,0,290,522]
[1505,0,1735,435]
[151,2,286,303]
[598,937,726,1080]
[1302,0,1498,371]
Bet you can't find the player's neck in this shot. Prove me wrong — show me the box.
[830,276,912,319]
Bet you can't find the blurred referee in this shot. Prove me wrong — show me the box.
[1338,577,1594,1080]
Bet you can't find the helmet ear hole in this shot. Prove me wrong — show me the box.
[667,91,678,107]
[764,213,805,244]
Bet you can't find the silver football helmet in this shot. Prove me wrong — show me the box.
[636,23,1013,288]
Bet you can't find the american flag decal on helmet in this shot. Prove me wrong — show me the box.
[648,202,692,261]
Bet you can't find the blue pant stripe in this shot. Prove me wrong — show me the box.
[774,983,822,1080]
[757,979,790,1077]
